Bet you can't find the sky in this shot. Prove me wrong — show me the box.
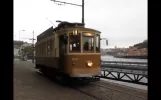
[14,0,147,48]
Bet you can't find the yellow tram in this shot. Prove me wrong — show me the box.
[35,22,107,79]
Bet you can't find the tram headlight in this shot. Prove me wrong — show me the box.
[87,61,93,67]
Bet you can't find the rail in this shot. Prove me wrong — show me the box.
[97,61,148,85]
[101,61,147,66]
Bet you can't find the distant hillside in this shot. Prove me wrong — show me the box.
[14,40,24,46]
[133,40,148,49]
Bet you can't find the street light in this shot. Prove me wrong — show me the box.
[19,30,25,41]
[18,30,25,59]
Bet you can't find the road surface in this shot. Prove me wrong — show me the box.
[14,60,147,100]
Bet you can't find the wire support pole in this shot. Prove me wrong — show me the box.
[51,0,85,25]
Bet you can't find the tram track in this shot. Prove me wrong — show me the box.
[36,69,102,100]
[36,69,147,100]
[89,82,147,100]
[73,87,103,100]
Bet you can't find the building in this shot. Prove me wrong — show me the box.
[21,42,32,47]
[14,44,20,56]
[14,48,19,56]
[16,42,33,57]
[20,42,32,50]
[127,48,147,56]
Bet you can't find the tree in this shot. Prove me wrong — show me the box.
[133,39,148,49]
[21,46,34,57]
[14,40,24,46]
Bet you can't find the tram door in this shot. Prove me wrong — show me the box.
[59,35,66,71]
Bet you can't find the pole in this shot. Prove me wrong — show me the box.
[51,0,85,24]
[19,31,20,41]
[18,31,21,58]
[32,31,35,63]
[18,30,25,58]
[82,0,84,24]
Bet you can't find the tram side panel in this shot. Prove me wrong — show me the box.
[35,33,60,70]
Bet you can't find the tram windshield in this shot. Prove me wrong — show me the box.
[83,33,94,53]
[69,32,81,53]
[68,32,100,53]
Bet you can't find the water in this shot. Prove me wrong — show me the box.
[100,55,148,90]
[101,55,147,63]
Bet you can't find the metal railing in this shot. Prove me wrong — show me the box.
[97,61,148,85]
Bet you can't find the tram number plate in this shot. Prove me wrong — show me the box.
[72,58,79,61]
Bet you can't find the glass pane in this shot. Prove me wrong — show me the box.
[96,34,100,52]
[83,36,94,53]
[69,33,81,53]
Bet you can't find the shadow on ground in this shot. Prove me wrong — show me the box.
[35,71,91,88]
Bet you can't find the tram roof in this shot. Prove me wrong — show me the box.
[37,22,100,41]
[53,21,85,31]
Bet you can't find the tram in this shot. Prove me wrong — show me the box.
[35,21,108,79]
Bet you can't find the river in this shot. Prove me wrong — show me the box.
[101,55,147,62]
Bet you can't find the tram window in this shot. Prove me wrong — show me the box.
[36,45,38,56]
[69,33,81,53]
[43,42,45,56]
[42,43,44,56]
[41,43,43,56]
[40,44,42,56]
[37,45,39,56]
[83,34,94,53]
[41,44,43,56]
[96,34,100,52]
[50,39,53,56]
[47,40,50,56]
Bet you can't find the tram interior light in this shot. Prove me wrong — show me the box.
[73,30,78,35]
[83,33,93,36]
[86,33,92,36]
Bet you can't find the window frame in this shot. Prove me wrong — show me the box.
[68,32,81,53]
[82,34,95,53]
[95,34,100,53]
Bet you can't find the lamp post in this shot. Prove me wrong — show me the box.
[18,30,25,59]
[21,31,36,63]
[29,31,36,63]
[19,30,25,41]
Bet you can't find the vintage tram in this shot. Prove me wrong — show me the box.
[35,22,107,79]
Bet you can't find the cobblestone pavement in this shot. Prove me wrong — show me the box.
[14,60,147,100]
[14,60,96,100]
[77,81,147,100]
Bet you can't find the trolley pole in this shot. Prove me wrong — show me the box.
[82,0,84,24]
[51,0,85,25]
[32,31,34,63]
